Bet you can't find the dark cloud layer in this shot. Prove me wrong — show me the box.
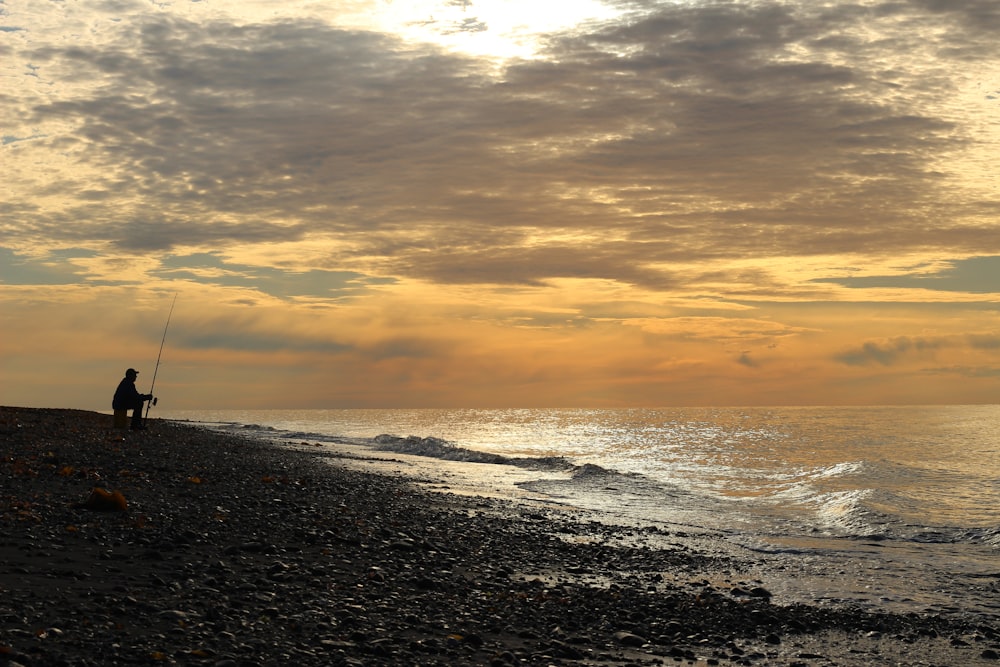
[835,329,1000,368]
[154,252,395,298]
[835,335,944,367]
[6,0,998,291]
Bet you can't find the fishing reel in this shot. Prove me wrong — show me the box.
[152,397,158,406]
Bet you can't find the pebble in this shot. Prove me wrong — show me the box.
[614,631,647,647]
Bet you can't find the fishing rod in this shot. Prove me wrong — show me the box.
[144,293,177,425]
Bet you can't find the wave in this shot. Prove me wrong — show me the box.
[898,525,1000,547]
[753,459,989,543]
[368,436,668,501]
[238,423,278,432]
[813,489,897,539]
[570,463,620,479]
[371,434,574,471]
[809,460,868,479]
[186,420,282,435]
[965,526,1000,547]
[373,434,506,463]
[771,486,1000,548]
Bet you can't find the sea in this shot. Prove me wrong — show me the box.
[159,405,1000,621]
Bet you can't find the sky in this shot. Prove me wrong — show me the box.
[2,0,999,411]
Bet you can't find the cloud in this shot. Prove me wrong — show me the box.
[924,365,1000,379]
[5,1,998,290]
[4,0,1000,409]
[834,335,947,367]
[836,328,1000,369]
[967,334,1000,350]
[178,328,349,354]
[153,252,395,300]
[173,308,354,353]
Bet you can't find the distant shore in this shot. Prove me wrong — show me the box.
[2,406,998,666]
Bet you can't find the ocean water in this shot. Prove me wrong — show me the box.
[160,405,1000,619]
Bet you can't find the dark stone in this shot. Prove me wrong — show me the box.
[614,631,646,647]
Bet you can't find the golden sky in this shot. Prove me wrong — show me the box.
[2,0,1000,410]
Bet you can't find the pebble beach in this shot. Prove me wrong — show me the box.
[2,406,999,666]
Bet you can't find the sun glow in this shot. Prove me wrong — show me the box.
[363,0,623,59]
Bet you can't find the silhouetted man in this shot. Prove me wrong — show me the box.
[113,368,153,430]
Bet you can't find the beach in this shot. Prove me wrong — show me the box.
[2,407,998,666]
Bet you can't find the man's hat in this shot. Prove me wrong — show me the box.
[126,368,139,376]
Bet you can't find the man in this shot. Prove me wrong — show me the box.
[113,368,153,430]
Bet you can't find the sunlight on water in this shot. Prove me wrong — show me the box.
[165,405,1000,532]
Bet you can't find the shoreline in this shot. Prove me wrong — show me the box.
[2,406,999,666]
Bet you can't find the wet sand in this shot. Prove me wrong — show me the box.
[2,406,999,666]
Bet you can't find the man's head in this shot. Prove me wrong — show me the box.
[125,368,139,379]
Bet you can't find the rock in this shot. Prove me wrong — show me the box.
[157,610,189,621]
[389,539,418,551]
[614,631,646,647]
[73,487,128,512]
[549,640,584,659]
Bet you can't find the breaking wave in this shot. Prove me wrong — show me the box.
[371,434,574,472]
